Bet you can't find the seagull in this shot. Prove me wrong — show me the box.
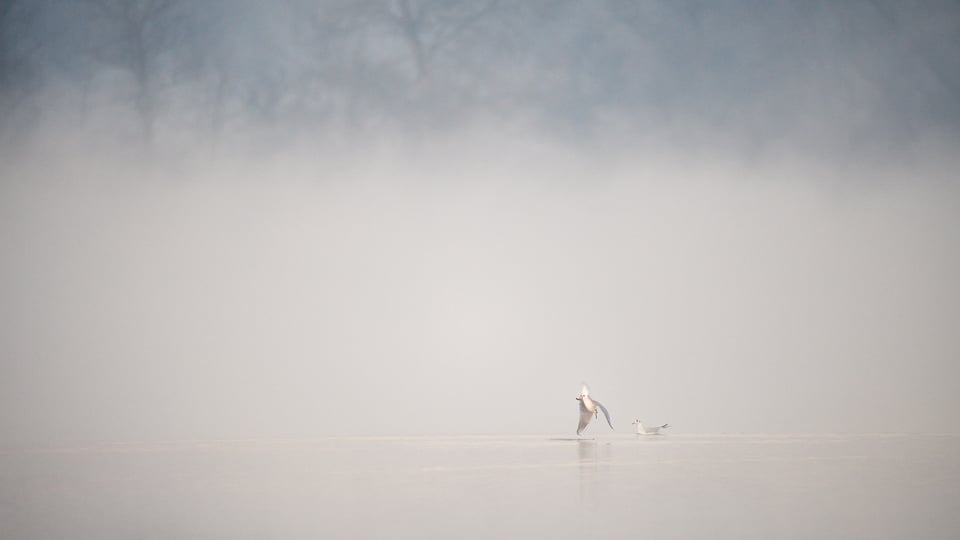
[632,420,670,435]
[576,383,614,436]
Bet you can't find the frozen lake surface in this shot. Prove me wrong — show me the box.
[2,433,958,539]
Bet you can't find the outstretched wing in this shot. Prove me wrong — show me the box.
[594,400,614,430]
[577,402,593,435]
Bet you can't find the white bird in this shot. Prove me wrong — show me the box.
[576,383,614,436]
[632,419,670,435]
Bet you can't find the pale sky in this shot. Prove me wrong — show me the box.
[1,1,959,442]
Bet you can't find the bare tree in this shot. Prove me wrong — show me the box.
[80,0,180,142]
[0,0,44,122]
[387,0,499,82]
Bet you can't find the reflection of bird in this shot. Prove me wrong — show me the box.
[576,383,614,436]
[632,420,670,435]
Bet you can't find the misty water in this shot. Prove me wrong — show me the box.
[3,2,960,538]
[2,433,958,539]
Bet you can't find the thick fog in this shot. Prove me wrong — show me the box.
[1,1,959,443]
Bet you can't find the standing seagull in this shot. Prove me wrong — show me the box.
[576,383,614,436]
[632,420,670,435]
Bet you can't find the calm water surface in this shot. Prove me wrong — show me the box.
[2,434,958,539]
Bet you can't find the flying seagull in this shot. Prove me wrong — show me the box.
[576,383,614,436]
[632,420,670,435]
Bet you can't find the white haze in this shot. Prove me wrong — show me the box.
[2,139,959,443]
[2,0,960,444]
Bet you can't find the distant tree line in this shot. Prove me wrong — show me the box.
[0,0,957,152]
